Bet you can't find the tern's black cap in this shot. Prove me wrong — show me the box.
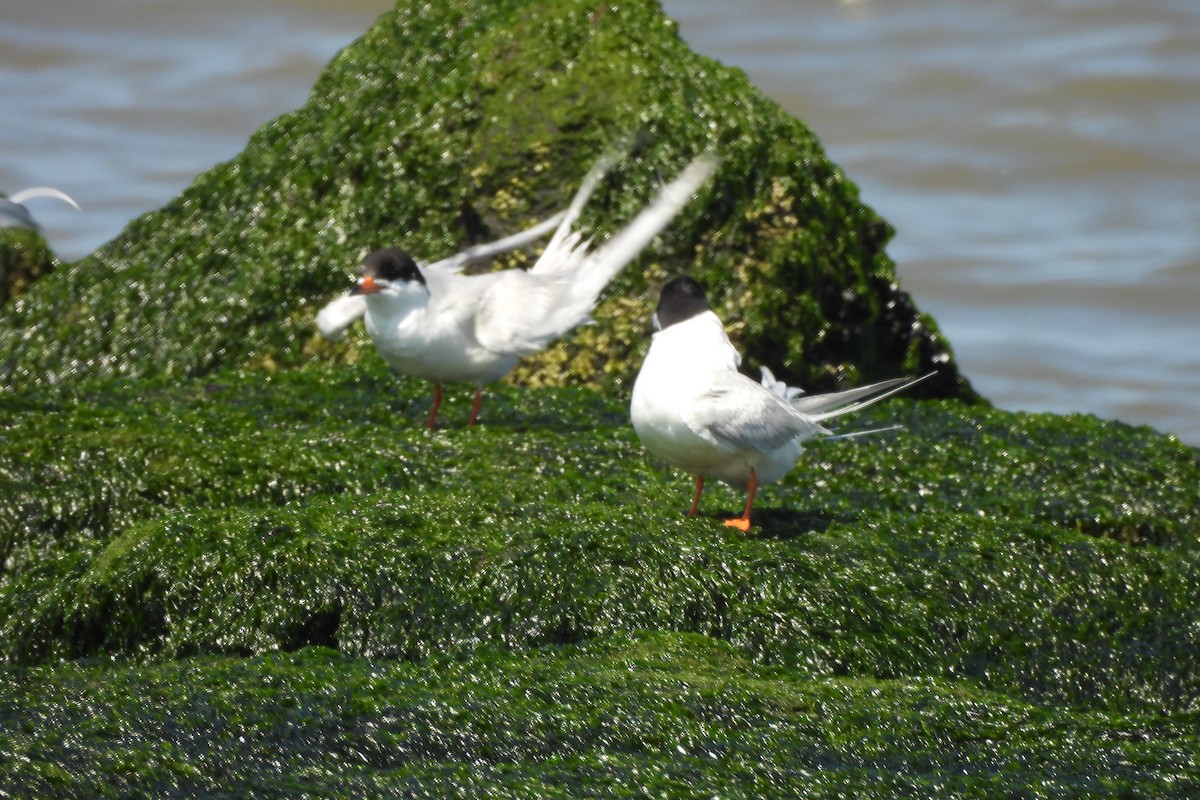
[360,248,425,285]
[655,276,711,329]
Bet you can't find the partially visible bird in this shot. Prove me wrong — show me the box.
[630,276,933,531]
[317,153,717,428]
[0,187,81,231]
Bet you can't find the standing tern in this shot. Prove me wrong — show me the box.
[315,208,567,343]
[317,153,717,428]
[630,276,933,531]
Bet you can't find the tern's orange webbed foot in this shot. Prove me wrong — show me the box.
[723,516,752,532]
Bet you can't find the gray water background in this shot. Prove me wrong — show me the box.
[3,0,1197,445]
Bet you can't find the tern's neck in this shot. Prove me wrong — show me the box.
[364,287,428,322]
[651,310,741,373]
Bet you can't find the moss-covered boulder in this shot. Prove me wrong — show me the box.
[0,0,967,398]
[0,228,58,307]
[0,368,1198,795]
[5,635,1198,798]
[1,0,1197,796]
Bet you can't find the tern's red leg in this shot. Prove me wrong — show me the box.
[724,468,758,532]
[467,386,484,427]
[688,475,705,516]
[426,382,444,430]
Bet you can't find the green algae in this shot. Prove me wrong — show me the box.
[2,635,1197,798]
[0,228,58,306]
[0,0,1197,794]
[0,0,969,399]
[2,366,1198,722]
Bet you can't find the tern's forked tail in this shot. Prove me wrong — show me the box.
[760,367,937,423]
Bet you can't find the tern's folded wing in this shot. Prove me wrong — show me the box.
[683,371,828,453]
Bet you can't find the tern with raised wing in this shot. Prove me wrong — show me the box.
[318,153,717,428]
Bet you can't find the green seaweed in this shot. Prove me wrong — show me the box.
[0,0,970,399]
[1,228,58,306]
[2,635,1197,798]
[0,0,1197,794]
[2,366,1198,723]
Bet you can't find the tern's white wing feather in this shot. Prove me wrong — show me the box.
[759,365,805,401]
[471,269,575,355]
[8,186,81,210]
[535,149,621,266]
[424,211,566,276]
[316,293,368,341]
[1,186,81,231]
[576,154,718,292]
[474,154,718,356]
[684,370,829,453]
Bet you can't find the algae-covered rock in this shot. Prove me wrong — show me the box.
[2,366,1198,708]
[1,0,1198,795]
[0,367,1198,794]
[0,228,59,307]
[3,634,1198,798]
[0,0,967,398]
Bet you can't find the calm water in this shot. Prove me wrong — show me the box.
[3,0,1197,444]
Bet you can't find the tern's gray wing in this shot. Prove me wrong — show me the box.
[1,187,81,231]
[683,371,828,453]
[473,268,575,355]
[424,211,566,276]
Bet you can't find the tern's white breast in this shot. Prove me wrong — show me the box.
[364,290,517,384]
